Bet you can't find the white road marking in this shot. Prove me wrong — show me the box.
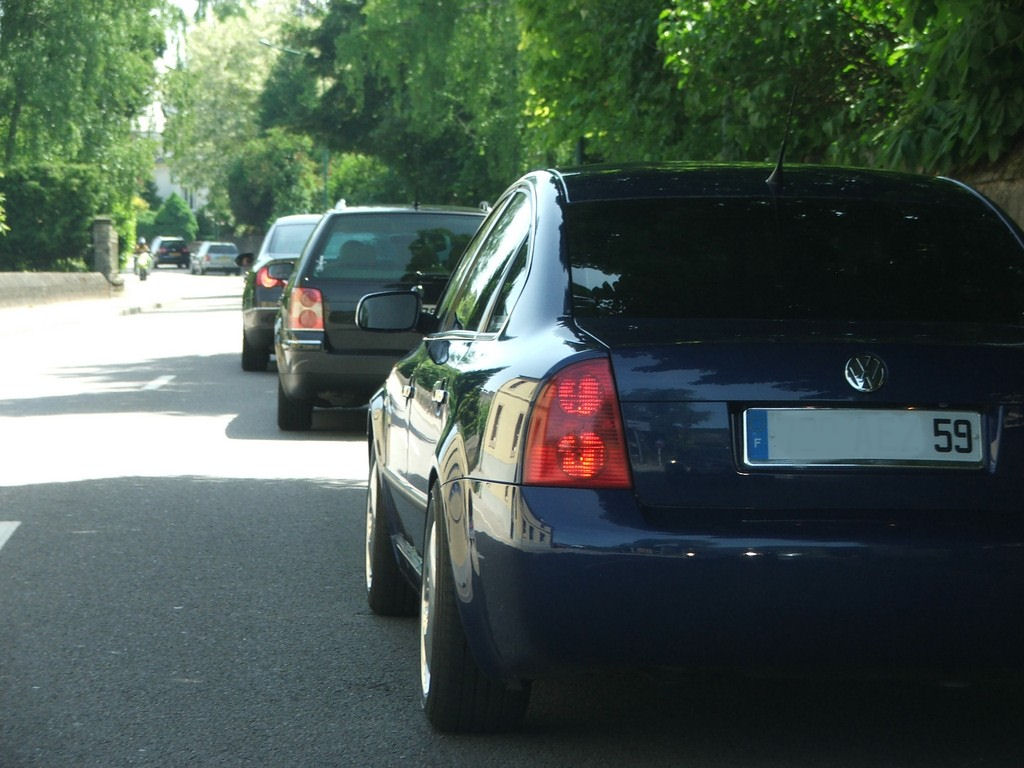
[0,521,20,552]
[142,375,176,391]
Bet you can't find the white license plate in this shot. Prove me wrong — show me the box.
[743,408,983,468]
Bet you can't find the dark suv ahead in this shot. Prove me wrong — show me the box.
[240,214,321,372]
[274,204,486,430]
[150,236,190,269]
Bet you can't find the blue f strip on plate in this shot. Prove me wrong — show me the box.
[745,409,769,462]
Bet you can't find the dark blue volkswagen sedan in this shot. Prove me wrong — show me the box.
[357,163,1024,732]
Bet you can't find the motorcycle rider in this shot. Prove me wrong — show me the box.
[134,237,153,280]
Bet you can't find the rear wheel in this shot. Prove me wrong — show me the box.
[277,379,313,431]
[241,333,269,372]
[365,454,418,616]
[420,488,530,732]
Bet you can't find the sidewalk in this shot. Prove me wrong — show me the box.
[0,269,201,331]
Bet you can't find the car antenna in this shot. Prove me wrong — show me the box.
[765,88,798,190]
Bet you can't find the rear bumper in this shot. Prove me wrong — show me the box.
[276,341,396,407]
[154,255,187,267]
[457,483,1024,681]
[201,259,237,272]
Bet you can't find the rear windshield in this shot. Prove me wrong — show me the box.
[306,213,481,281]
[209,245,236,254]
[269,222,317,255]
[568,197,1024,324]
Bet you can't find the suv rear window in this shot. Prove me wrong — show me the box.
[568,197,1024,325]
[306,213,480,281]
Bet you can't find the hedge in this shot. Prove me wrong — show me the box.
[0,163,105,272]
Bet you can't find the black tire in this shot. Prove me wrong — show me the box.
[365,454,418,616]
[420,488,530,732]
[277,379,313,431]
[241,333,269,372]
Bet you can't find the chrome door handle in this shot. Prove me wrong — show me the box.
[401,384,414,400]
[432,386,447,405]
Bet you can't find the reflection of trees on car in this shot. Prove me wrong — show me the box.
[402,229,473,279]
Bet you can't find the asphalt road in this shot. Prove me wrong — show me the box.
[0,271,1021,767]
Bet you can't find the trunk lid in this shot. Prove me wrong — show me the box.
[586,318,1024,517]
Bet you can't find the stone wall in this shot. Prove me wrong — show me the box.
[0,272,113,308]
[962,139,1024,229]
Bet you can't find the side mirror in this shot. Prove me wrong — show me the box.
[235,252,255,269]
[356,291,422,331]
[266,262,294,280]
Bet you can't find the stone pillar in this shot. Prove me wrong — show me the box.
[92,217,123,287]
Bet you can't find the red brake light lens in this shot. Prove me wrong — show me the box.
[286,287,324,330]
[257,266,283,289]
[523,358,632,488]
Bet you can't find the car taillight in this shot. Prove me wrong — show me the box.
[257,267,283,289]
[523,358,632,488]
[286,287,324,330]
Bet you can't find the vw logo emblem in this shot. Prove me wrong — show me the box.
[845,353,887,393]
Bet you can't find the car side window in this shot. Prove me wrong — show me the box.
[482,239,529,334]
[435,192,531,334]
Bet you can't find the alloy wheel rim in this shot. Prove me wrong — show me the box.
[364,465,376,594]
[420,517,436,700]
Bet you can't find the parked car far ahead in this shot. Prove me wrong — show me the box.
[240,213,321,372]
[150,236,190,269]
[358,163,1024,733]
[274,204,486,429]
[191,241,240,275]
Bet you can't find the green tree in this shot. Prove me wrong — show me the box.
[657,0,1024,175]
[226,128,319,229]
[0,0,170,266]
[269,0,523,202]
[0,163,104,270]
[517,0,685,165]
[883,0,1024,172]
[329,153,406,205]
[154,192,199,241]
[657,0,904,165]
[0,0,168,165]
[161,0,300,221]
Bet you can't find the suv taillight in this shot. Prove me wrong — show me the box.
[286,287,324,330]
[523,358,632,488]
[257,267,283,289]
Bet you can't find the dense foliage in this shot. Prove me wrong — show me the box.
[885,0,1024,170]
[0,164,104,271]
[3,0,1024,268]
[0,0,170,269]
[251,0,1024,205]
[153,192,199,243]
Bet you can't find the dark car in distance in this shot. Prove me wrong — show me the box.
[240,214,321,372]
[150,236,190,269]
[274,204,486,429]
[358,163,1024,732]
